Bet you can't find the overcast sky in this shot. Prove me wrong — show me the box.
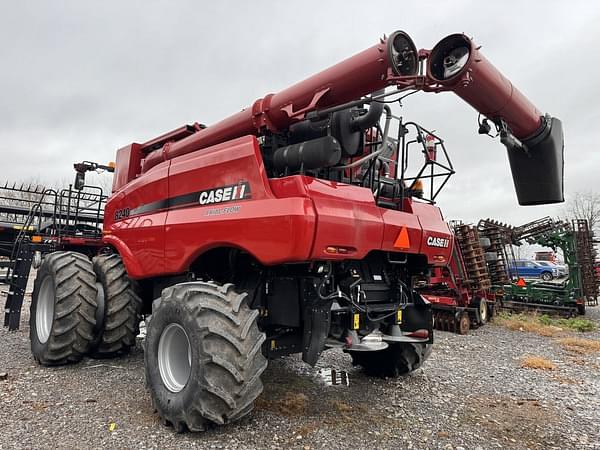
[1,0,599,227]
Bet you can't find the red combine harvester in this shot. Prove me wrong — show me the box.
[417,223,497,334]
[8,31,563,432]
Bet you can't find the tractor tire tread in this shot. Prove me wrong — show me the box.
[350,342,432,378]
[30,251,98,366]
[91,254,142,358]
[146,281,267,432]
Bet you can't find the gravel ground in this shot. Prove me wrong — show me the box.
[1,284,599,449]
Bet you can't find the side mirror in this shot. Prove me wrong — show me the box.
[74,171,85,190]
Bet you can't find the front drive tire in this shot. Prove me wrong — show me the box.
[145,282,268,432]
[30,251,98,366]
[349,343,432,378]
[91,254,142,357]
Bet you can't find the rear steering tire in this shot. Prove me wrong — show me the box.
[145,281,267,432]
[91,254,143,357]
[30,251,98,366]
[349,343,432,378]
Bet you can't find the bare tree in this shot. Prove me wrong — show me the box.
[563,191,600,233]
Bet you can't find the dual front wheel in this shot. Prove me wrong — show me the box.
[30,251,142,365]
[30,252,98,365]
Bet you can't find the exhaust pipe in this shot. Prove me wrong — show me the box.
[427,34,564,205]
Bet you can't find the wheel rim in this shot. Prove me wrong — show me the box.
[458,315,470,335]
[479,299,488,323]
[36,276,55,344]
[158,323,192,393]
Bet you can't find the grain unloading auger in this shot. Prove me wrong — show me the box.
[18,30,565,433]
[113,31,564,206]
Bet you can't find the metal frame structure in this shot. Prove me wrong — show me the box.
[1,182,107,330]
[478,217,599,315]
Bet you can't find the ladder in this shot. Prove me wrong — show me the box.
[2,191,56,330]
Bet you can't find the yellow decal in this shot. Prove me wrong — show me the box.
[353,314,360,330]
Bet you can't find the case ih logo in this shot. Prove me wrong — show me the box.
[427,236,450,248]
[199,182,251,205]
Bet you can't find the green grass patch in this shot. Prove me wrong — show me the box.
[495,312,596,335]
[538,315,596,332]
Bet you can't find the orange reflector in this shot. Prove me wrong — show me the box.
[393,227,410,249]
[31,235,42,243]
[108,161,116,168]
[325,246,338,254]
[516,278,526,287]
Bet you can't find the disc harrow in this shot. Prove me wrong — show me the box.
[453,224,491,290]
[573,219,599,306]
[478,219,512,285]
[433,307,491,335]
